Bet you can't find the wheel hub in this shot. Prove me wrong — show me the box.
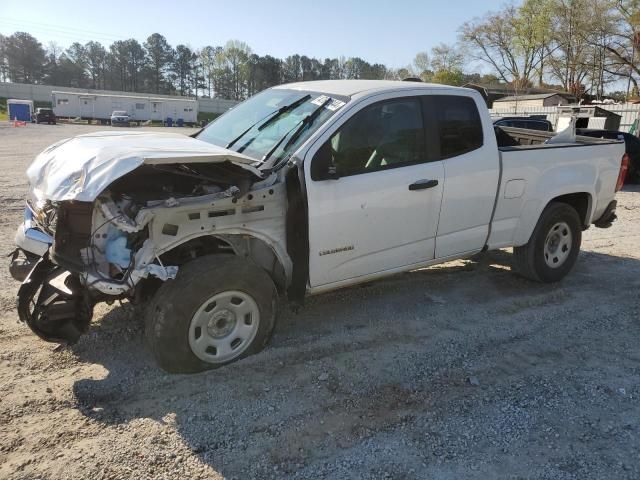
[544,221,572,268]
[188,290,260,364]
[207,309,236,338]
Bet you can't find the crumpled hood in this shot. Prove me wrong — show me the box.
[27,130,261,202]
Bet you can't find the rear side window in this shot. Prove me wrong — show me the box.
[434,96,483,158]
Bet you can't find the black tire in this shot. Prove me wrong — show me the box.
[513,202,582,283]
[144,255,278,373]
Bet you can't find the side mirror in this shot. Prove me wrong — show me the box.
[310,141,340,181]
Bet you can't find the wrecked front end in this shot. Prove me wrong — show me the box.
[13,131,279,344]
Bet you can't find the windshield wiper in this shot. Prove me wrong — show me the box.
[260,96,333,170]
[225,94,311,150]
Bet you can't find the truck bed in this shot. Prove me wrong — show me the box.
[495,126,620,150]
[488,126,625,251]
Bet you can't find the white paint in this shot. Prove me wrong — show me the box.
[26,130,259,202]
[504,179,526,199]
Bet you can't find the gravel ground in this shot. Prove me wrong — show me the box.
[0,123,639,480]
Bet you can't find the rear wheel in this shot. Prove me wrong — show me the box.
[513,202,582,282]
[144,255,277,373]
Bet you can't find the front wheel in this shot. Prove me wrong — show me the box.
[144,255,278,373]
[513,202,582,282]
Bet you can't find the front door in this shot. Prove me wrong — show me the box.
[151,102,164,121]
[305,96,445,288]
[80,97,94,119]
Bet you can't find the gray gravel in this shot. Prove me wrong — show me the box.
[0,123,639,479]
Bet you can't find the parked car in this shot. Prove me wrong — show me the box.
[110,110,130,126]
[33,108,56,125]
[493,116,554,132]
[10,80,627,373]
[577,128,639,183]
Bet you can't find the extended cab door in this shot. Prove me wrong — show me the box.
[304,93,445,288]
[427,94,501,258]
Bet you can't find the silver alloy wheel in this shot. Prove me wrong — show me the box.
[543,221,572,268]
[188,290,260,363]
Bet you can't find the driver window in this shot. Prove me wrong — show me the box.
[321,98,425,178]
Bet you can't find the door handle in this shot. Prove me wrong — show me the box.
[408,179,439,191]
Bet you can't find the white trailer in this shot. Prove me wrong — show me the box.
[51,91,198,125]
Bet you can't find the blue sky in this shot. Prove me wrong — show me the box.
[0,0,505,69]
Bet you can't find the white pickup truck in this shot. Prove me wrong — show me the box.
[10,80,628,373]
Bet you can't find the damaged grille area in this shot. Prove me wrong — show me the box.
[51,202,94,271]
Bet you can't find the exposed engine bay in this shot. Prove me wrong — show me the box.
[15,133,292,344]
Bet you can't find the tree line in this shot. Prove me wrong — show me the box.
[0,32,495,100]
[460,0,640,99]
[0,0,639,101]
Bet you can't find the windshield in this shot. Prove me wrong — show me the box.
[113,111,127,116]
[197,89,347,165]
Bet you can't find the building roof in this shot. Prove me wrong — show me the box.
[274,80,467,98]
[495,93,564,102]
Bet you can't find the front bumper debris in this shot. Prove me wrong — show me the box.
[17,251,93,344]
[15,206,53,258]
[8,248,39,282]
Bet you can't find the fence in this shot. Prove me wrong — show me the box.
[0,82,239,115]
[489,104,640,133]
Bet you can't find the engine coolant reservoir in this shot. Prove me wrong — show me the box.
[105,235,132,268]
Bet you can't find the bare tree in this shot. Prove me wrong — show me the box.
[546,0,595,96]
[597,0,640,96]
[430,43,464,72]
[459,3,550,88]
[413,51,431,80]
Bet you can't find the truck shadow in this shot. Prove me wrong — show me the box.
[69,247,640,477]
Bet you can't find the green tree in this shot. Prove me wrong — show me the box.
[282,54,303,82]
[223,40,251,100]
[173,44,195,95]
[144,33,173,94]
[64,42,88,87]
[4,32,45,83]
[432,69,465,86]
[85,41,107,89]
[0,34,8,82]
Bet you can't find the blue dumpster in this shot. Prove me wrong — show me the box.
[8,101,32,121]
[177,118,184,127]
[165,117,173,127]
